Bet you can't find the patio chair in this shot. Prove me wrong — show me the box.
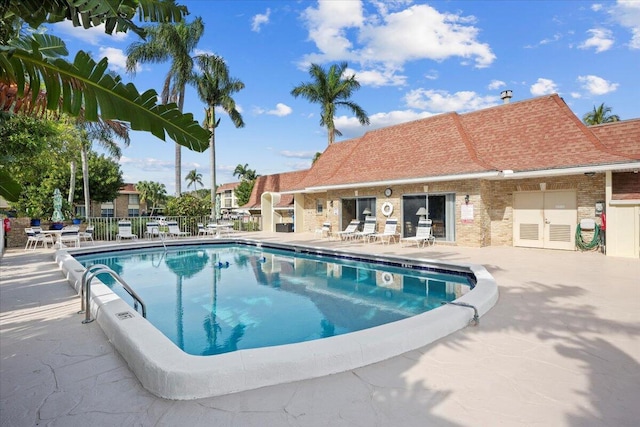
[334,219,361,241]
[116,221,138,242]
[24,227,52,250]
[314,222,331,239]
[368,217,399,244]
[59,226,80,248]
[352,216,377,242]
[79,225,94,245]
[400,219,435,248]
[197,223,214,237]
[167,221,191,238]
[144,222,164,239]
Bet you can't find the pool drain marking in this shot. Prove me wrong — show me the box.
[116,312,134,320]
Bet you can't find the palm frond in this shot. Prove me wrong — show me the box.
[1,40,210,151]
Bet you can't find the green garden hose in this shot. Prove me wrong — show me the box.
[575,223,600,251]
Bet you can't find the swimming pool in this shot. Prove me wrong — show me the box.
[55,238,498,399]
[73,244,473,356]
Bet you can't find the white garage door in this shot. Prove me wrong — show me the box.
[514,190,577,250]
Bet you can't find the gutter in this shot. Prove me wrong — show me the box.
[489,161,640,180]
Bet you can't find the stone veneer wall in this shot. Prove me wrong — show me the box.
[301,173,605,249]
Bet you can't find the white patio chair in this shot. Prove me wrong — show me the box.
[24,228,52,250]
[315,222,332,239]
[351,216,377,242]
[59,227,80,248]
[369,218,399,244]
[79,225,94,245]
[400,219,435,247]
[334,219,361,241]
[167,221,191,238]
[116,221,138,242]
[144,222,165,239]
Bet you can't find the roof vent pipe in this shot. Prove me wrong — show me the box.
[500,90,513,104]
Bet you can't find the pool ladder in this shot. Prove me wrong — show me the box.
[79,264,147,324]
[441,301,480,326]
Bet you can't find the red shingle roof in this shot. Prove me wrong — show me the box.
[295,94,638,189]
[216,182,240,193]
[243,170,308,209]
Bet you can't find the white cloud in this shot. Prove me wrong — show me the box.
[346,66,407,87]
[194,48,216,56]
[53,20,128,46]
[424,70,439,80]
[609,0,640,49]
[592,4,604,12]
[267,103,293,117]
[578,28,614,53]
[488,80,506,90]
[404,89,499,112]
[252,8,271,32]
[299,2,495,80]
[98,47,135,72]
[530,78,559,96]
[334,109,434,139]
[255,104,292,116]
[120,156,173,172]
[280,150,317,159]
[577,75,619,95]
[570,92,582,99]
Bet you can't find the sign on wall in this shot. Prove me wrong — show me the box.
[461,204,474,223]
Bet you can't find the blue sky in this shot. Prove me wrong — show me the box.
[49,0,640,195]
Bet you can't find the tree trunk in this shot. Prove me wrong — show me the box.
[81,148,91,219]
[209,106,217,221]
[68,160,76,206]
[174,86,187,197]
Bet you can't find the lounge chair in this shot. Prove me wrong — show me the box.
[334,219,361,241]
[369,217,399,244]
[79,225,94,244]
[352,216,377,242]
[59,226,80,248]
[400,219,435,247]
[167,221,191,238]
[144,222,165,239]
[116,221,138,242]
[197,223,215,237]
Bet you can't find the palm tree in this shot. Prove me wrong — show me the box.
[137,181,167,216]
[126,17,205,197]
[192,54,245,220]
[583,103,621,125]
[291,62,370,146]
[185,169,204,191]
[233,163,258,181]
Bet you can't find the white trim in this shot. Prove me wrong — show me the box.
[610,199,640,205]
[489,162,640,180]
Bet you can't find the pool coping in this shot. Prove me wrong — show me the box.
[55,238,499,400]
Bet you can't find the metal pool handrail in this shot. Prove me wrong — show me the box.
[80,263,147,324]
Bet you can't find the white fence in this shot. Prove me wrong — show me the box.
[86,215,262,242]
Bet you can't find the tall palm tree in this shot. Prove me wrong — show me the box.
[291,62,370,146]
[192,54,245,220]
[185,168,203,191]
[126,17,205,197]
[583,103,620,125]
[233,163,258,181]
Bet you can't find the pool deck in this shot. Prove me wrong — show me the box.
[1,233,639,426]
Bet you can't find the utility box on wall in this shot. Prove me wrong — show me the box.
[276,223,293,232]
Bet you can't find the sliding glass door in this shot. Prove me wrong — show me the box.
[402,193,456,241]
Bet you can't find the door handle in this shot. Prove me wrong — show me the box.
[545,219,550,224]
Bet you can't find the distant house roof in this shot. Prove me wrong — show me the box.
[216,182,240,193]
[243,170,308,209]
[119,183,139,194]
[293,94,639,191]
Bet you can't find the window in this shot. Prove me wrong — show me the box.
[75,205,86,218]
[128,194,140,205]
[128,208,140,217]
[101,202,114,218]
[316,199,324,214]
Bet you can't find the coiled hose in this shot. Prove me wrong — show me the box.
[575,223,600,251]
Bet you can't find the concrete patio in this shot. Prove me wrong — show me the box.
[1,233,639,426]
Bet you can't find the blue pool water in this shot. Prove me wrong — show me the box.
[75,243,473,356]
